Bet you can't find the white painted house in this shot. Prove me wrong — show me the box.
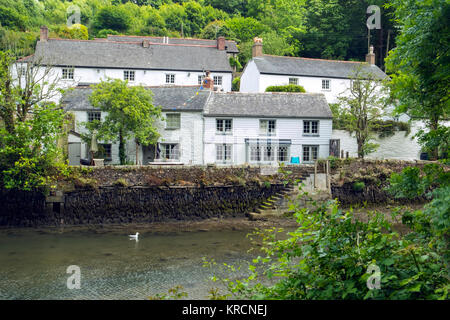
[240,39,387,103]
[202,92,333,165]
[62,86,209,165]
[18,26,235,98]
[63,86,333,166]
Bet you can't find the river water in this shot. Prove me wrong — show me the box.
[0,224,280,300]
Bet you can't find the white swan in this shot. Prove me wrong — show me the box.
[129,232,139,241]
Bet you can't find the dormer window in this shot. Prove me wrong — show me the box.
[62,68,74,80]
[124,70,135,81]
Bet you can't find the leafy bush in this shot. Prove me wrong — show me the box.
[207,197,449,300]
[352,181,365,192]
[232,77,240,91]
[0,104,67,191]
[265,84,306,93]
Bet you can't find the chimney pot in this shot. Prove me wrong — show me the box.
[366,45,375,65]
[142,39,150,48]
[217,36,226,50]
[40,25,48,42]
[252,37,263,58]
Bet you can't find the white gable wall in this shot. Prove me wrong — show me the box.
[239,60,261,93]
[257,74,350,103]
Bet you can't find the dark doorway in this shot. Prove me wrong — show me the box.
[142,145,156,165]
[329,139,340,158]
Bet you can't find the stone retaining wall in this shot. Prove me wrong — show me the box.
[0,184,286,227]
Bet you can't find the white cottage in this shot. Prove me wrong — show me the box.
[62,86,209,165]
[240,39,387,103]
[202,92,333,165]
[17,26,236,99]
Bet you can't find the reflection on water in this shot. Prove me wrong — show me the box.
[0,228,260,300]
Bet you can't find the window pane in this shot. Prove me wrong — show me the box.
[216,145,223,161]
[268,121,276,135]
[166,114,180,129]
[250,145,261,161]
[303,121,310,134]
[216,119,224,132]
[214,76,222,86]
[259,120,267,135]
[225,119,232,132]
[312,121,318,134]
[278,146,289,162]
[289,78,298,85]
[88,112,101,122]
[303,146,310,162]
[224,145,232,160]
[312,146,318,160]
[263,146,275,161]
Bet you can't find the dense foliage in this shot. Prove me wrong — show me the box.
[385,0,449,159]
[86,79,162,165]
[0,0,396,70]
[0,50,68,191]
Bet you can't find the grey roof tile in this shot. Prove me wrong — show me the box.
[32,39,233,72]
[253,55,387,80]
[204,92,332,118]
[62,86,210,112]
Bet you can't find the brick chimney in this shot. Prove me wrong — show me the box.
[202,71,214,90]
[252,37,263,58]
[142,39,150,48]
[40,25,48,42]
[217,36,226,50]
[366,45,375,65]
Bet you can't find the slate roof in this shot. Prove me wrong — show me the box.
[252,55,387,80]
[62,86,210,112]
[203,92,332,118]
[30,39,233,72]
[106,35,239,54]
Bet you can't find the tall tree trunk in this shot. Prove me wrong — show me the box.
[119,130,126,165]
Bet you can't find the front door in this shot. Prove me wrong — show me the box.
[142,145,156,165]
[68,142,81,166]
[329,139,340,158]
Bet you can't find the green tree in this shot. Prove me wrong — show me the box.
[224,16,266,42]
[93,5,131,32]
[0,50,67,190]
[336,67,387,158]
[385,0,450,160]
[88,79,162,165]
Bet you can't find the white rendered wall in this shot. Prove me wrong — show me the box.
[331,121,450,160]
[203,117,332,165]
[28,66,232,92]
[239,60,261,93]
[153,111,204,165]
[258,74,350,103]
